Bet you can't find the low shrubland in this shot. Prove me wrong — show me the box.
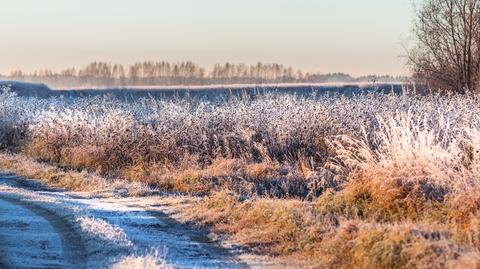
[4,85,480,267]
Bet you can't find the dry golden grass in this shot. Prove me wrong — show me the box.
[185,191,329,256]
[116,157,299,196]
[4,151,480,268]
[315,173,449,222]
[182,190,480,268]
[0,152,151,196]
[0,152,104,191]
[319,221,480,269]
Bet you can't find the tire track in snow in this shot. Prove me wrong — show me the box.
[0,195,88,269]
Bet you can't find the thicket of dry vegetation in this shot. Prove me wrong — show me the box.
[4,85,480,267]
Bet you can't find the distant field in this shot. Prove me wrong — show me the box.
[1,80,405,101]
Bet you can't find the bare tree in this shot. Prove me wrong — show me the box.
[409,0,480,93]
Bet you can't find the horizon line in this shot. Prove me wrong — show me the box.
[1,60,409,78]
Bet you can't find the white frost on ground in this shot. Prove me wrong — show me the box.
[0,198,64,268]
[0,173,248,269]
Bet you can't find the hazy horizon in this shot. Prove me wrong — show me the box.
[0,0,413,77]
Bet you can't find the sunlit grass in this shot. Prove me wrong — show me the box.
[4,87,480,266]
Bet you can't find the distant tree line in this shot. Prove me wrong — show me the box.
[1,61,405,88]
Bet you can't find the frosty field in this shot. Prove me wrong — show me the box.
[2,84,480,268]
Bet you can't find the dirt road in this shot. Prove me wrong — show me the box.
[0,173,250,268]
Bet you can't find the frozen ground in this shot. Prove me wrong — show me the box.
[0,173,298,269]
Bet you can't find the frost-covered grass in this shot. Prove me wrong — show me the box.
[5,87,480,267]
[3,87,480,197]
[77,216,133,247]
[111,250,174,269]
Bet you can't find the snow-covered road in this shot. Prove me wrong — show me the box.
[0,173,249,269]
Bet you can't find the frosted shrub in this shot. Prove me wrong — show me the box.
[3,89,480,198]
[0,86,48,149]
[330,96,480,195]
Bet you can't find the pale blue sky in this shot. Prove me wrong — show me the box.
[0,0,413,76]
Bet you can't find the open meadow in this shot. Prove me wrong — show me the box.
[2,84,480,268]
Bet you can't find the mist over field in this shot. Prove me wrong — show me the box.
[1,61,406,89]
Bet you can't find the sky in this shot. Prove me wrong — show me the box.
[0,0,414,76]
